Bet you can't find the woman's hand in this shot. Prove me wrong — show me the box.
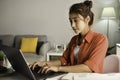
[46,66,59,72]
[29,61,47,70]
[30,62,60,74]
[39,66,59,74]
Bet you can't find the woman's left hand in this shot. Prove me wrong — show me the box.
[37,65,59,74]
[46,66,59,73]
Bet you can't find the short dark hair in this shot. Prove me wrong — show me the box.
[69,0,94,26]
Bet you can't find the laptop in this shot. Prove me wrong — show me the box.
[1,45,66,80]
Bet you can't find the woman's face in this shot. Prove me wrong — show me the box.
[69,13,89,35]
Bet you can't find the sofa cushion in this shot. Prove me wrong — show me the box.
[14,35,47,49]
[0,35,14,47]
[23,53,45,63]
[20,37,38,53]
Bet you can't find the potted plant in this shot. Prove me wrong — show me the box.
[0,50,5,66]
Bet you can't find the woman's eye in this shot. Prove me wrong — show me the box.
[74,19,78,23]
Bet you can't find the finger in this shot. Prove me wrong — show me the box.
[38,67,43,74]
[29,64,32,68]
[32,62,37,70]
[29,63,34,67]
[37,64,48,74]
[45,68,51,74]
[41,67,46,74]
[41,66,49,74]
[29,63,34,69]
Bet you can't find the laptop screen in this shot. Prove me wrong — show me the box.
[1,45,37,80]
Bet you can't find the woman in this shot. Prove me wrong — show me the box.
[30,0,108,73]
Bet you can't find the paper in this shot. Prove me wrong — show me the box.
[60,73,74,80]
[61,73,120,80]
[46,74,66,80]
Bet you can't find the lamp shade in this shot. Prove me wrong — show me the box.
[101,7,116,19]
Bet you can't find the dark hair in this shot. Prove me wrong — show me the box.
[69,0,94,26]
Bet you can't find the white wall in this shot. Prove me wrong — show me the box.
[0,0,119,47]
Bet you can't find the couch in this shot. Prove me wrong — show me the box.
[0,35,51,63]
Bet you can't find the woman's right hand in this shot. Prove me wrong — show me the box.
[29,61,47,70]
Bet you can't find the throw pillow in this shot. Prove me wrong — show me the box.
[36,41,44,55]
[20,37,38,53]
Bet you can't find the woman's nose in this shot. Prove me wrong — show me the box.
[71,22,76,29]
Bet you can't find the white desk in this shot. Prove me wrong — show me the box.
[46,73,120,80]
[1,71,120,80]
[47,50,64,61]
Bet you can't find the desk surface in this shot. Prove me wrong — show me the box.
[1,72,120,80]
[60,73,120,80]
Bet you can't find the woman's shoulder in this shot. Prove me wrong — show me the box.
[92,31,108,43]
[93,31,107,39]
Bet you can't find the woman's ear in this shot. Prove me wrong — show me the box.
[85,16,90,24]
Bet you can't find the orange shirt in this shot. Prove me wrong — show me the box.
[60,29,108,73]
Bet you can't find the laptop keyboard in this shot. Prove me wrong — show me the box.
[30,65,66,79]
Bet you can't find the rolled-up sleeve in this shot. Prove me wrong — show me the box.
[60,48,69,66]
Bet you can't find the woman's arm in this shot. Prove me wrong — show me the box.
[46,64,92,73]
[58,64,92,73]
[30,60,61,70]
